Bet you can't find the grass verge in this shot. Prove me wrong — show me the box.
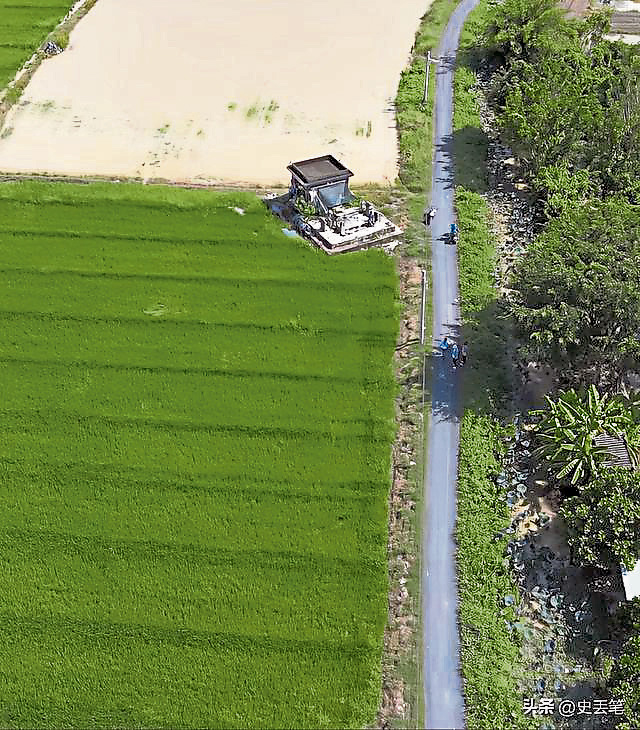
[396,0,460,197]
[453,2,536,729]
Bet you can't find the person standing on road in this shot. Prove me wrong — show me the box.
[439,336,450,353]
[461,342,468,366]
[451,342,459,368]
[424,207,437,226]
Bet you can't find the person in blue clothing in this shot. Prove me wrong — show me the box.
[451,342,460,368]
[439,336,450,353]
[450,222,458,238]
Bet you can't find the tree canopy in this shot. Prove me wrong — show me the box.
[485,0,640,206]
[532,386,636,485]
[561,467,640,570]
[608,635,640,730]
[509,198,640,390]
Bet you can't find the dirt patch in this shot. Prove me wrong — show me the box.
[375,240,424,730]
[0,0,430,185]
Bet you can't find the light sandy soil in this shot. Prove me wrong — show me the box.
[0,0,429,185]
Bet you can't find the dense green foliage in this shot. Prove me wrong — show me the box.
[484,0,640,206]
[485,0,640,390]
[534,386,640,570]
[510,198,640,390]
[483,0,579,68]
[0,182,398,728]
[532,386,633,486]
[482,0,640,720]
[0,0,74,90]
[457,414,533,729]
[609,636,640,729]
[455,187,533,730]
[607,600,640,727]
[562,468,640,570]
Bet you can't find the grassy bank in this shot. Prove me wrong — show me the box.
[394,0,461,259]
[0,181,399,729]
[380,2,463,727]
[453,3,535,729]
[0,0,101,128]
[396,0,460,196]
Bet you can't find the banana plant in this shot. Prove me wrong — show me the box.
[531,385,634,486]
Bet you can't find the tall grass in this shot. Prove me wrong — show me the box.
[453,3,535,729]
[395,0,460,195]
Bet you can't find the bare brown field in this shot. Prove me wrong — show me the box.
[0,0,430,185]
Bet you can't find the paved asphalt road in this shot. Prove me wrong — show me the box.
[423,0,478,727]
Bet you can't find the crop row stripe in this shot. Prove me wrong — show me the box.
[0,309,396,339]
[0,456,387,497]
[0,405,388,445]
[0,406,389,440]
[0,354,389,386]
[0,528,385,575]
[0,609,379,656]
[0,263,395,292]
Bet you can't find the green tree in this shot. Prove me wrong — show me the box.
[608,636,640,729]
[533,161,596,219]
[487,0,640,205]
[509,198,640,390]
[561,468,640,569]
[613,595,640,637]
[483,0,576,67]
[499,47,604,174]
[587,53,640,203]
[532,386,634,486]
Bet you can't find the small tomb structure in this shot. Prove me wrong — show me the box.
[266,155,402,254]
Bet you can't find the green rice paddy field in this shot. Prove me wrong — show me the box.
[0,182,399,728]
[0,0,74,89]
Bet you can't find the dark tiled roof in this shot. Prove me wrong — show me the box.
[594,433,633,469]
[610,10,640,34]
[287,156,353,185]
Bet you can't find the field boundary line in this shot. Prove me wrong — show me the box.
[0,172,289,192]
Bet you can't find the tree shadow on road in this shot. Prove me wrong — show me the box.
[433,124,490,197]
[452,37,492,195]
